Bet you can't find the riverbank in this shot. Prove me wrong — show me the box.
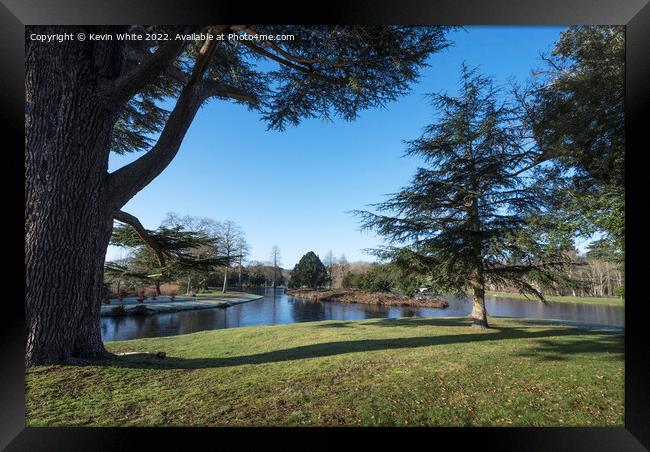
[486,291,624,306]
[101,292,263,316]
[27,317,623,426]
[287,289,449,308]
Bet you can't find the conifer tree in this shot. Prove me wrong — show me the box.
[290,251,328,289]
[356,66,572,328]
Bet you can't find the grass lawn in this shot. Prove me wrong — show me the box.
[26,317,623,427]
[486,291,624,306]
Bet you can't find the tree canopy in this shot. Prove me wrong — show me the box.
[108,220,232,293]
[356,65,573,327]
[521,26,624,259]
[111,25,452,153]
[290,251,328,289]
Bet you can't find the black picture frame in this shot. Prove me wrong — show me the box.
[2,0,648,449]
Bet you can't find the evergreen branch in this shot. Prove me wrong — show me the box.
[113,210,169,267]
[107,27,227,208]
[235,38,313,74]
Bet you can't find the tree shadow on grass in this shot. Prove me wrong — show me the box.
[98,318,623,370]
[313,317,472,329]
[514,335,624,362]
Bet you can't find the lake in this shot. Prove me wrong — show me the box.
[100,287,624,341]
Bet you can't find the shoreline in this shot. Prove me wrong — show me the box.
[485,291,624,306]
[101,292,263,317]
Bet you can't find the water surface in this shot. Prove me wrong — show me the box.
[101,288,624,341]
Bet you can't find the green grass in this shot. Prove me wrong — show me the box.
[486,291,624,306]
[26,317,623,427]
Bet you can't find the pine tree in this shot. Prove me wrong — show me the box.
[109,222,231,295]
[356,65,572,328]
[290,251,328,289]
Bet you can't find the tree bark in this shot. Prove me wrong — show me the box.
[467,191,488,328]
[25,26,256,367]
[470,283,489,328]
[25,26,127,366]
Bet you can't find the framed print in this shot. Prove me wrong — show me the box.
[2,0,648,449]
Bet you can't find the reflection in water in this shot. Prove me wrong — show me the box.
[101,287,624,341]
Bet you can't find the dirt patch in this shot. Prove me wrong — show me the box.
[286,289,449,309]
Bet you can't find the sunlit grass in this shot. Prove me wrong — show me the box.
[26,317,623,427]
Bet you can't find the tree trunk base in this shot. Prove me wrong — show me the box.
[63,350,116,366]
[471,317,490,329]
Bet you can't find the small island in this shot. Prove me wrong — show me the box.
[287,289,449,309]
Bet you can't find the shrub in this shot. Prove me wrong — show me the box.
[342,271,359,289]
[613,285,624,298]
[168,289,178,301]
[289,252,328,289]
[358,264,397,293]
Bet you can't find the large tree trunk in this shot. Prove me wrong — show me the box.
[25,26,126,366]
[25,25,249,367]
[467,193,488,329]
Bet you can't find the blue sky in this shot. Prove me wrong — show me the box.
[107,26,571,268]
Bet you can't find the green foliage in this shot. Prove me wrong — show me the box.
[527,26,624,258]
[586,238,622,263]
[110,25,452,154]
[356,65,573,301]
[341,271,357,289]
[108,222,232,289]
[354,262,427,296]
[357,264,396,293]
[531,26,624,187]
[104,261,150,292]
[289,251,328,289]
[613,285,624,299]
